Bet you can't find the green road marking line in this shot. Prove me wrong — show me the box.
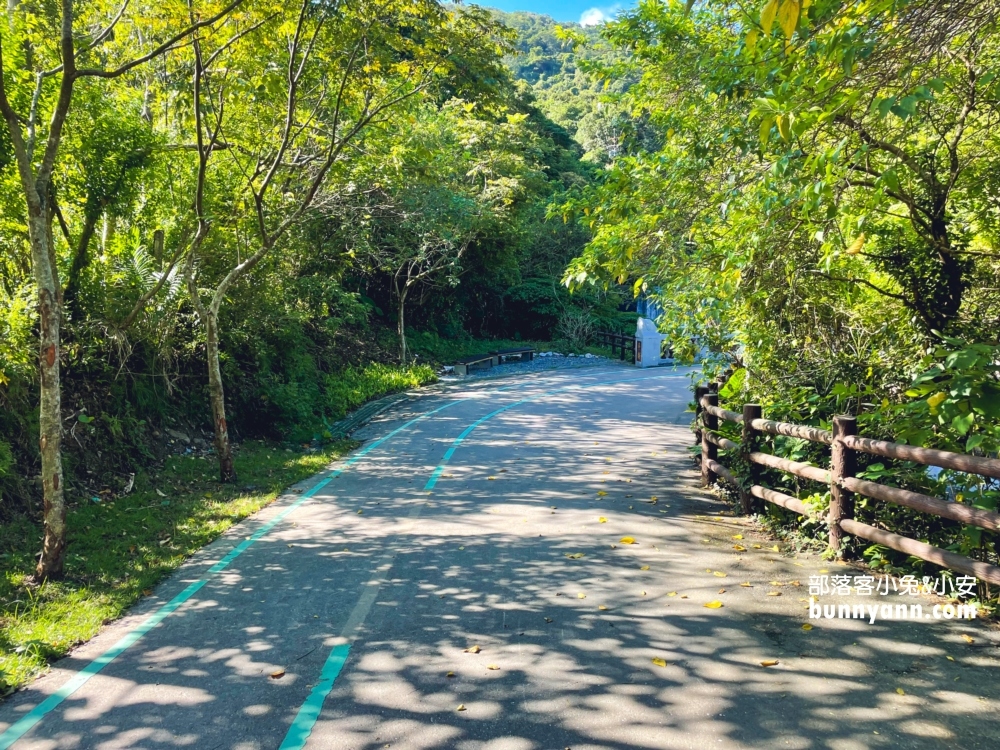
[280,369,688,749]
[0,398,467,750]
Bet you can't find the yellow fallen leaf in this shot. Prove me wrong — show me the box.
[733,545,746,551]
[946,656,955,661]
[620,536,636,544]
[464,645,481,653]
[704,601,724,609]
[896,687,905,695]
[597,491,607,496]
[577,592,586,599]
[598,604,608,610]
[598,517,608,523]
[818,568,829,573]
[713,571,727,578]
[650,496,658,501]
[802,623,813,631]
[760,660,779,667]
[752,544,762,549]
[769,581,784,586]
[667,591,677,597]
[740,582,752,587]
[457,704,467,711]
[270,669,286,679]
[564,552,585,559]
[961,634,975,644]
[767,591,782,597]
[771,545,779,551]
[487,665,500,670]
[732,534,743,540]
[640,565,650,571]
[446,671,455,677]
[641,590,647,596]
[487,476,496,480]
[357,509,363,515]
[651,657,668,667]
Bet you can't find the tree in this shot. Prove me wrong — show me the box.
[0,0,242,579]
[178,0,513,480]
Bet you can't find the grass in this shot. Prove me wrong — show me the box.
[0,439,352,694]
[325,362,437,420]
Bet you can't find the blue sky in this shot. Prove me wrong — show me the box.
[477,1,633,25]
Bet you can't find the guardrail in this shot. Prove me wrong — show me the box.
[594,331,636,362]
[694,383,1000,586]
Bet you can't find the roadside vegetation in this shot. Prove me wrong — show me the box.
[560,0,1000,597]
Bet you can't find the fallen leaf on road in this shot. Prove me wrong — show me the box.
[446,671,455,677]
[802,623,813,631]
[650,496,658,501]
[961,634,975,644]
[597,491,607,497]
[713,571,727,578]
[760,660,779,668]
[771,545,779,551]
[357,510,363,515]
[733,545,746,551]
[732,534,743,540]
[740,582,752,588]
[667,591,677,597]
[544,617,553,623]
[640,565,650,571]
[641,590,647,596]
[680,595,689,599]
[577,593,586,599]
[620,536,636,544]
[896,687,905,695]
[457,704,467,711]
[598,517,608,523]
[704,601,724,609]
[564,552,585,559]
[487,665,500,670]
[464,645,481,654]
[488,476,496,480]
[946,656,955,661]
[752,544,762,549]
[270,669,286,679]
[651,658,667,667]
[767,592,782,597]
[599,605,608,610]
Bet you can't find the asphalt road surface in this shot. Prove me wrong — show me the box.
[1,365,998,750]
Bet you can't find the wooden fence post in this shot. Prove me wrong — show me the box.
[702,391,718,487]
[829,415,857,557]
[742,404,762,514]
[694,385,707,449]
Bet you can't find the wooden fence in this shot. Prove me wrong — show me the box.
[594,331,636,362]
[694,382,1000,586]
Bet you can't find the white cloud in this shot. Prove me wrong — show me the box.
[579,8,608,26]
[579,5,621,27]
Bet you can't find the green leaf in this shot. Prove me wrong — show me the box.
[952,411,974,435]
[965,434,985,452]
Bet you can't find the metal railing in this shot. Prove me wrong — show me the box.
[694,383,1000,586]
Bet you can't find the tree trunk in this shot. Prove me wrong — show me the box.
[205,311,236,482]
[398,286,409,365]
[30,211,66,580]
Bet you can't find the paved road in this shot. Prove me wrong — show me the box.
[1,366,998,749]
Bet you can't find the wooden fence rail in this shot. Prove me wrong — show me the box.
[594,331,636,363]
[693,383,1000,586]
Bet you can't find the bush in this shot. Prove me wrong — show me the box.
[324,363,437,421]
